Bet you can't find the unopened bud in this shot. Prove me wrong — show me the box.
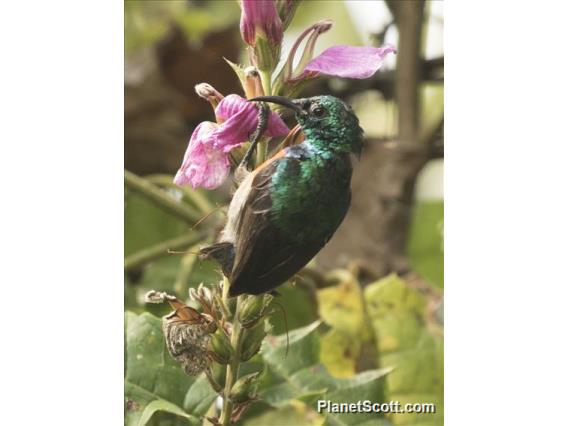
[238,294,272,328]
[207,330,233,364]
[243,66,265,99]
[240,320,267,362]
[229,372,260,404]
[240,0,283,47]
[240,0,282,71]
[194,83,224,108]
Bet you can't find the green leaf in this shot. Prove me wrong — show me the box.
[268,284,319,336]
[137,400,195,426]
[243,404,323,426]
[183,376,218,416]
[224,58,247,92]
[261,321,322,377]
[125,312,217,426]
[317,270,365,336]
[320,329,361,378]
[257,321,391,425]
[364,275,443,425]
[125,192,188,257]
[323,369,393,426]
[408,201,444,288]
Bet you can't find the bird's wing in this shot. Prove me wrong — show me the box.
[228,154,323,296]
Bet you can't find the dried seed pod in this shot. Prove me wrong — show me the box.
[145,290,213,376]
[163,317,210,376]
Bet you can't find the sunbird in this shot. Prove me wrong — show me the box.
[200,95,363,296]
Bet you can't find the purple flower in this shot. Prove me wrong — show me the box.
[174,94,289,189]
[174,122,229,189]
[281,20,333,82]
[275,20,396,96]
[303,44,397,79]
[240,0,283,47]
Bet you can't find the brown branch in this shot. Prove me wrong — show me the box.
[369,0,427,278]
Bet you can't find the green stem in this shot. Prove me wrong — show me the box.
[124,170,201,224]
[146,174,215,215]
[255,139,268,165]
[173,242,203,295]
[124,232,205,271]
[219,280,245,426]
[260,69,272,96]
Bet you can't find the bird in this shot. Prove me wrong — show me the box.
[200,95,363,297]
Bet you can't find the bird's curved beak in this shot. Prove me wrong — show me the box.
[249,96,306,115]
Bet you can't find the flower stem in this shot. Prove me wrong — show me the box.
[260,69,273,96]
[219,280,244,426]
[255,139,268,165]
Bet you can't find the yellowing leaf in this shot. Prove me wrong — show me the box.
[320,329,361,378]
[364,274,443,425]
[317,269,365,336]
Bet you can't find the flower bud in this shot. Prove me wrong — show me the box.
[240,0,283,71]
[238,294,272,328]
[207,330,233,364]
[240,0,283,47]
[243,66,265,99]
[240,320,267,362]
[194,83,224,108]
[229,372,260,404]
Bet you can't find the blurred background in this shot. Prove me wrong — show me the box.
[125,1,443,425]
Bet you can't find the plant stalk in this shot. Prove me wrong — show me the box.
[146,174,215,215]
[219,280,244,426]
[260,69,272,96]
[124,232,205,271]
[124,170,201,224]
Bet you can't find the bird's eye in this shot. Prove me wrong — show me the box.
[310,104,326,118]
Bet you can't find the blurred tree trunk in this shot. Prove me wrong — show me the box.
[373,0,426,277]
[315,0,444,281]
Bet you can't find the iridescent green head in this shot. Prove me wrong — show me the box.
[250,95,364,156]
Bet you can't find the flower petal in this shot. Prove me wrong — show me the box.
[303,44,397,79]
[240,0,283,46]
[174,121,230,189]
[215,94,249,122]
[214,94,289,152]
[266,111,290,137]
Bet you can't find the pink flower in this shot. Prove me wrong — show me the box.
[277,20,396,94]
[174,94,289,189]
[240,0,283,47]
[303,44,397,79]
